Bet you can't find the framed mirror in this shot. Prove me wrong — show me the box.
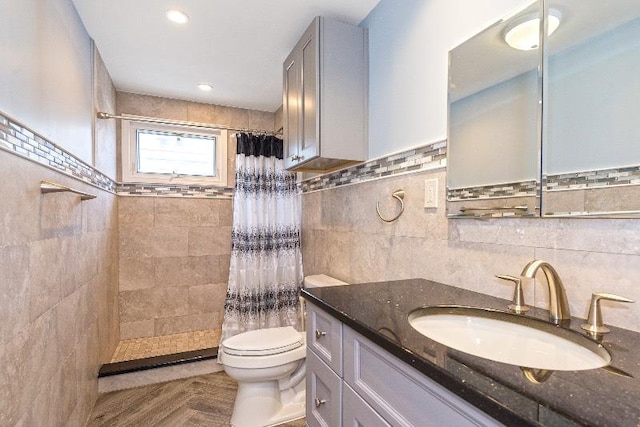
[447,1,542,218]
[542,0,640,217]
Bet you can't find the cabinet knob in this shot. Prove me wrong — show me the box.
[314,397,326,408]
[315,330,326,339]
[581,292,634,335]
[291,154,304,161]
[496,274,529,314]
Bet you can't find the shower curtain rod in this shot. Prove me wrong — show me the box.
[96,112,282,136]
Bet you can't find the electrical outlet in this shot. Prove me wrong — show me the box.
[424,179,438,208]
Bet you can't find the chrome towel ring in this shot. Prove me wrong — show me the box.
[376,190,405,222]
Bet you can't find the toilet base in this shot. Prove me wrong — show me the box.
[263,397,305,427]
[230,381,305,427]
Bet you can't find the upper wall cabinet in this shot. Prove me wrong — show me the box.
[283,17,368,172]
[447,0,640,218]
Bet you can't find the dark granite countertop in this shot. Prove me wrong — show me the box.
[301,279,640,427]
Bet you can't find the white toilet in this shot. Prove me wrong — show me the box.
[220,274,348,427]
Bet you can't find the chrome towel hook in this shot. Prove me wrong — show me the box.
[376,190,405,222]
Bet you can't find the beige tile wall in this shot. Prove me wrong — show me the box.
[115,92,277,340]
[0,151,119,426]
[302,169,640,333]
[0,43,119,426]
[94,48,118,179]
[118,197,231,339]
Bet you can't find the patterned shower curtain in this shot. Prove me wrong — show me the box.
[220,133,304,345]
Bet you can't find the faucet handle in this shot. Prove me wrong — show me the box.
[496,274,530,314]
[581,292,634,335]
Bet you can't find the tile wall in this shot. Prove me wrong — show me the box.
[0,151,119,426]
[0,48,119,425]
[116,92,276,339]
[118,197,232,339]
[302,145,640,333]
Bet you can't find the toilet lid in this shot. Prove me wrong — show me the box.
[223,326,304,356]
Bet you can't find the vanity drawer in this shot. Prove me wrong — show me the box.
[343,382,391,426]
[306,302,343,375]
[307,349,342,427]
[343,326,502,427]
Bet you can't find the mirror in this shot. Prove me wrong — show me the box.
[447,0,640,218]
[542,0,640,217]
[447,1,542,218]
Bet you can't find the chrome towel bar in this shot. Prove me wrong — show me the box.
[40,180,97,200]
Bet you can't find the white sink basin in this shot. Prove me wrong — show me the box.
[408,306,611,371]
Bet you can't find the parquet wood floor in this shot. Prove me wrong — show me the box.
[87,371,306,427]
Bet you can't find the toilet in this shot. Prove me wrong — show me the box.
[220,274,348,427]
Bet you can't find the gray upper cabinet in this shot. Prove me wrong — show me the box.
[283,16,368,172]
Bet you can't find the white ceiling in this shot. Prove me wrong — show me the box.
[72,0,380,113]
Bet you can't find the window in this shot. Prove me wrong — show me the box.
[122,120,227,185]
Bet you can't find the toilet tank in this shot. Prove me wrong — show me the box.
[304,274,348,288]
[300,275,347,330]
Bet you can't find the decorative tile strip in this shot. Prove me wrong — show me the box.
[300,140,447,193]
[0,111,117,193]
[447,180,538,201]
[117,183,234,199]
[544,165,640,190]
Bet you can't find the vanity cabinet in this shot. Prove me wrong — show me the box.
[282,16,367,172]
[306,302,502,427]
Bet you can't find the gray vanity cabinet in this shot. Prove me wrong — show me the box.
[306,302,502,427]
[282,16,367,172]
[307,350,342,427]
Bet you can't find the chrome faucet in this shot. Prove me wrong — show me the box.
[521,260,571,325]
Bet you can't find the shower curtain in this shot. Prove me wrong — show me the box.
[220,133,304,345]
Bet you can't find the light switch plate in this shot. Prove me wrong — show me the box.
[424,179,438,208]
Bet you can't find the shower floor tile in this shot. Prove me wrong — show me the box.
[111,329,222,363]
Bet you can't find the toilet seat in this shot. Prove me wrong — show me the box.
[218,327,307,373]
[223,326,304,356]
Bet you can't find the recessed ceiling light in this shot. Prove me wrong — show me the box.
[198,83,213,92]
[504,9,561,51]
[166,9,189,24]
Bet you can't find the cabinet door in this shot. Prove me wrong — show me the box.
[283,51,301,169]
[343,327,502,427]
[299,23,319,164]
[343,383,391,427]
[306,302,343,375]
[307,350,342,427]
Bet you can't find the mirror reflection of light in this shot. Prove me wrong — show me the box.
[165,9,190,24]
[505,9,561,51]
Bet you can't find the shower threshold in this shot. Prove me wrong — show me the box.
[99,328,221,378]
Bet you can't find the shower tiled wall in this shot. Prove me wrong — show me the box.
[301,144,640,333]
[116,92,277,340]
[118,196,232,339]
[0,48,119,426]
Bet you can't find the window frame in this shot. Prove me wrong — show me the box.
[121,119,228,186]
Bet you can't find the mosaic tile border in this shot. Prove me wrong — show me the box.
[447,180,539,201]
[300,140,447,193]
[0,111,117,192]
[448,164,640,200]
[544,165,640,190]
[116,183,234,198]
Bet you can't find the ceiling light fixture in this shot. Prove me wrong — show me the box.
[198,83,213,92]
[166,9,190,24]
[504,9,561,51]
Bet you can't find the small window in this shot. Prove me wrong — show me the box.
[122,120,227,185]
